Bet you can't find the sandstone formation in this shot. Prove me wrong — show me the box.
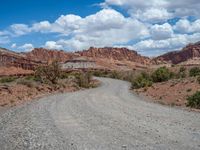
[25,47,151,70]
[1,41,200,76]
[153,42,200,64]
[0,48,44,72]
[26,48,77,63]
[77,47,150,65]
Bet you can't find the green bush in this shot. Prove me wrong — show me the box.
[92,70,109,77]
[60,72,69,79]
[151,67,172,82]
[121,71,135,82]
[109,71,122,79]
[76,72,92,88]
[25,75,41,82]
[197,76,200,84]
[177,66,187,78]
[180,66,186,72]
[131,72,152,89]
[187,91,200,109]
[0,76,16,83]
[17,79,34,88]
[189,67,200,77]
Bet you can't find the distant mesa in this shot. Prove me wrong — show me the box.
[1,41,200,76]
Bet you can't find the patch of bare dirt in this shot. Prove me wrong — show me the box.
[135,77,200,107]
[0,77,100,107]
[0,82,78,107]
[0,67,33,76]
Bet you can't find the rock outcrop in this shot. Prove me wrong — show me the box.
[77,47,150,65]
[0,48,43,72]
[2,41,200,75]
[153,42,200,64]
[25,48,78,63]
[1,47,151,72]
[26,47,151,65]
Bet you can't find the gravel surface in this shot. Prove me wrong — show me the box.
[0,78,200,150]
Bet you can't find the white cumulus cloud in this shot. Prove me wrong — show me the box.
[32,21,52,33]
[133,33,200,54]
[133,8,173,23]
[1,1,200,56]
[173,19,200,33]
[11,43,17,48]
[103,0,200,22]
[10,24,31,36]
[150,23,173,40]
[44,41,63,50]
[18,43,34,52]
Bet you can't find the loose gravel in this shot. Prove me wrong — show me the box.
[0,78,200,150]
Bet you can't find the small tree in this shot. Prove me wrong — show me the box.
[35,61,61,84]
[187,91,200,109]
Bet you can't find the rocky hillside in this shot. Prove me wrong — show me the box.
[25,48,78,63]
[25,47,151,65]
[2,41,200,73]
[153,42,200,64]
[77,47,150,65]
[0,47,24,57]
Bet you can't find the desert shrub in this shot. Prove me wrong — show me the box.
[151,67,172,82]
[177,66,187,78]
[187,91,200,109]
[35,61,61,84]
[92,70,108,77]
[189,67,200,77]
[131,72,152,89]
[25,75,40,82]
[197,76,200,84]
[0,76,16,83]
[17,79,34,88]
[180,66,186,72]
[25,75,35,80]
[60,72,69,79]
[121,71,136,82]
[171,64,175,67]
[69,72,83,78]
[76,72,92,88]
[108,71,122,79]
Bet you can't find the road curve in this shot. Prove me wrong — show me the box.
[0,78,200,150]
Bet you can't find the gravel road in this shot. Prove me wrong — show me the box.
[0,78,200,150]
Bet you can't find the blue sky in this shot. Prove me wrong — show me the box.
[0,0,200,56]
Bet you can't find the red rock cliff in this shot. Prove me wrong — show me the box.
[77,47,150,65]
[26,48,78,63]
[153,42,200,64]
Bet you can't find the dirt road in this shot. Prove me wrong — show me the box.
[0,78,200,150]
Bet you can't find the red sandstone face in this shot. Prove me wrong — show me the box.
[1,47,151,73]
[25,47,151,65]
[25,48,77,63]
[77,47,151,65]
[0,48,44,71]
[153,42,200,64]
[1,41,200,76]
